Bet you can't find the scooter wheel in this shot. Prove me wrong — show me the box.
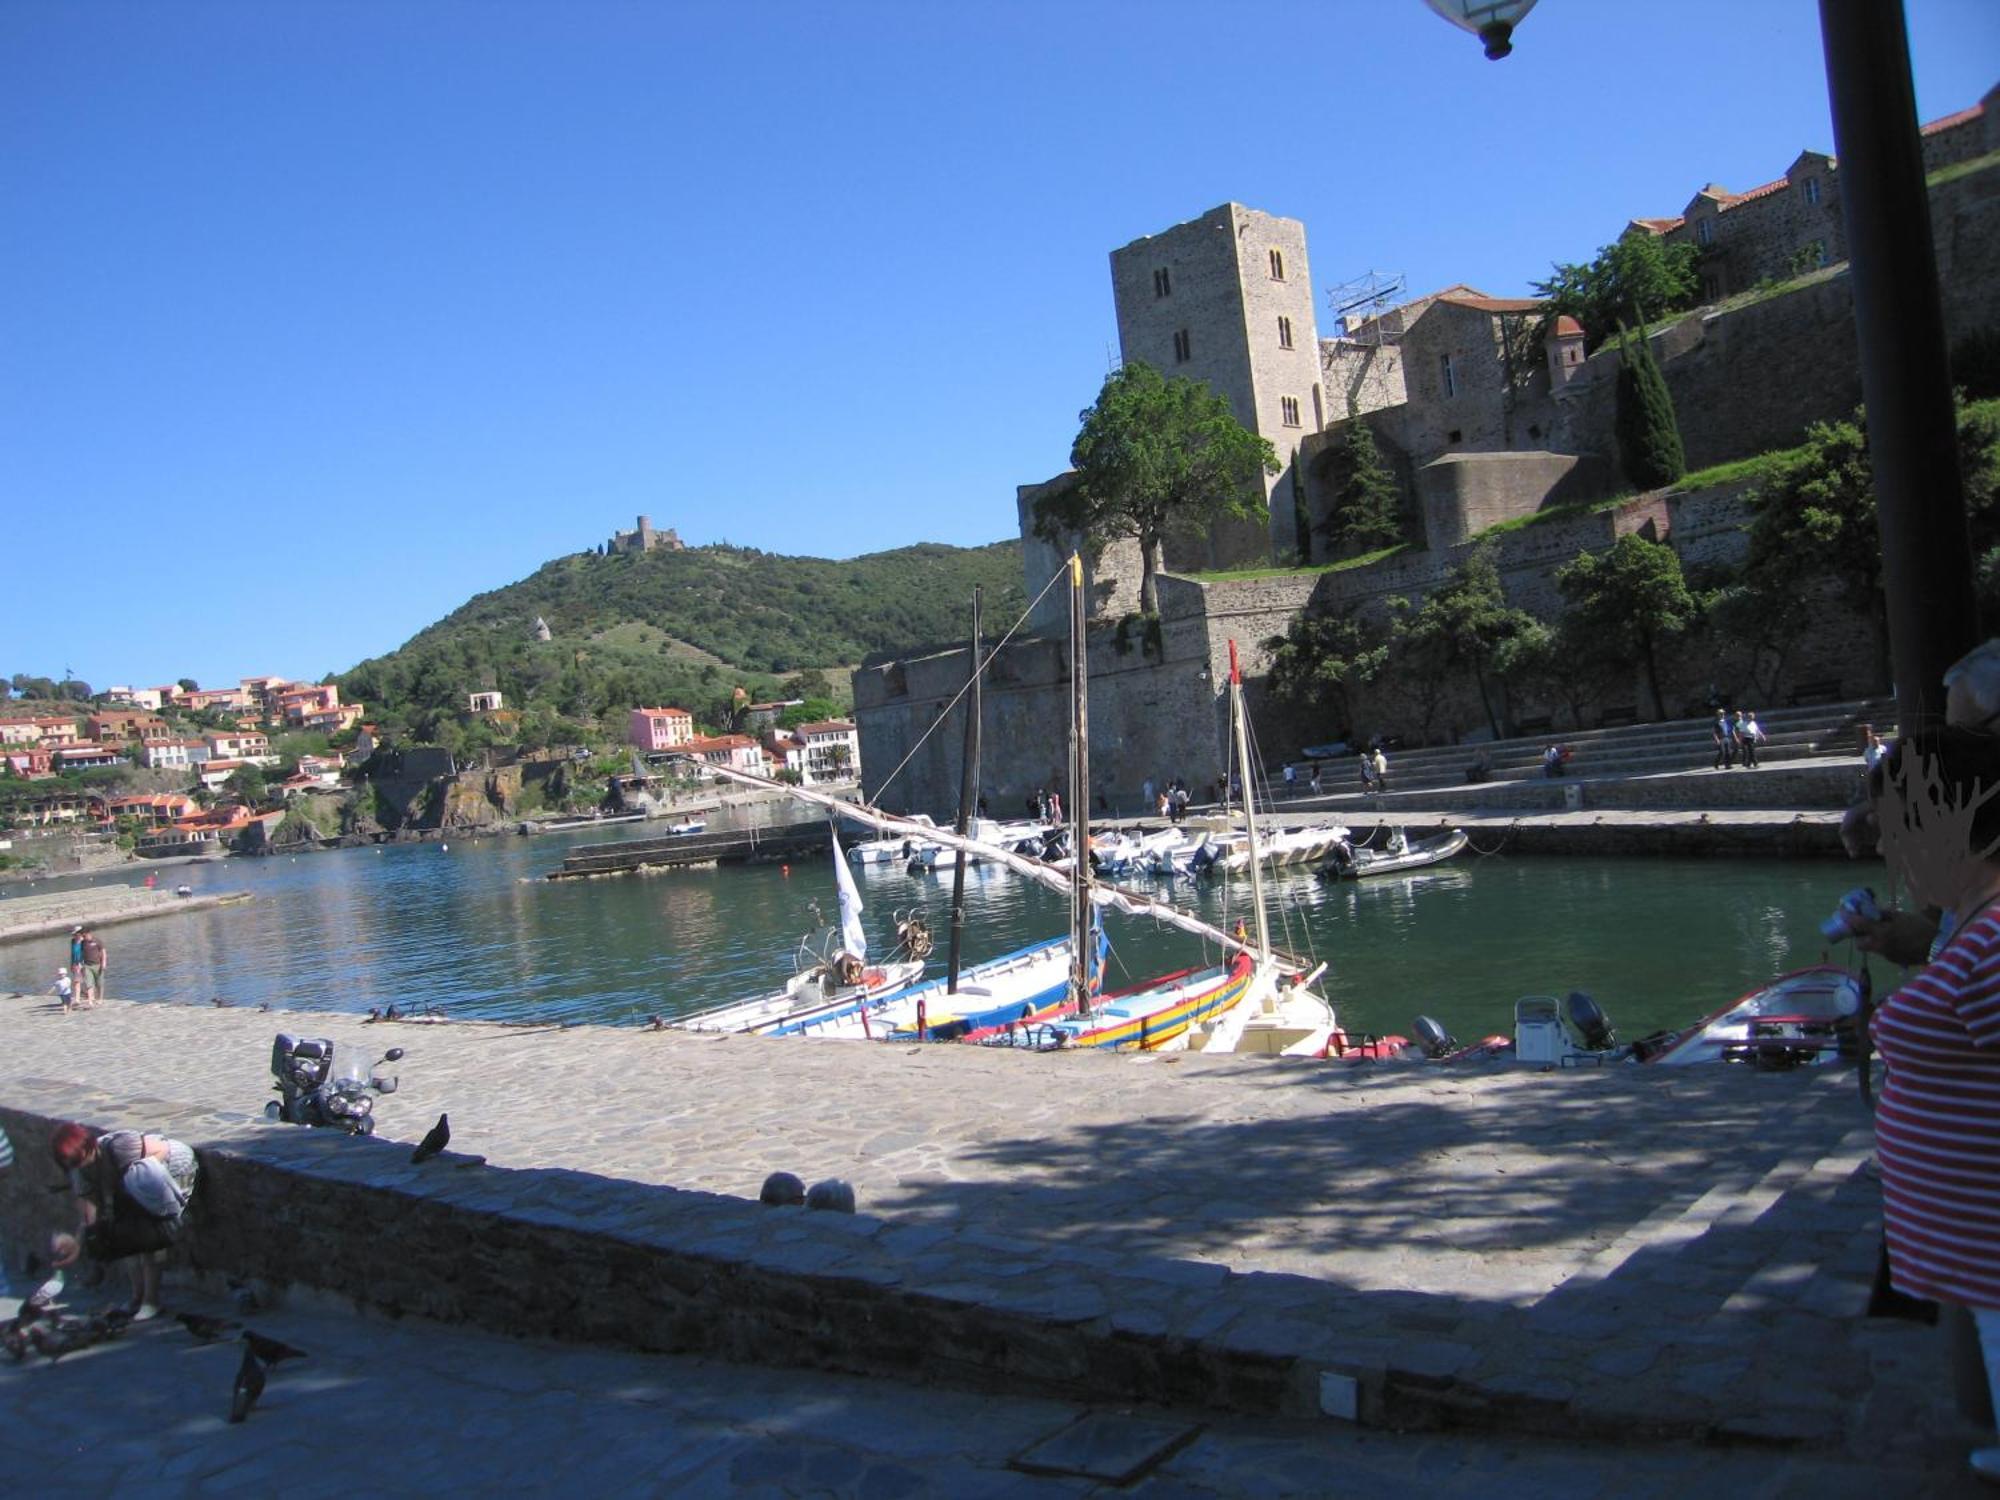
[264,1101,281,1120]
[353,1117,375,1137]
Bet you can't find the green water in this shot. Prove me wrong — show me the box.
[0,832,1878,1043]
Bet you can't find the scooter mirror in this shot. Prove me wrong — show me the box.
[382,1048,406,1063]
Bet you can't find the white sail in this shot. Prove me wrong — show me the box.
[831,827,868,960]
[687,760,1310,968]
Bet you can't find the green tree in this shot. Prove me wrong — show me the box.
[1264,609,1390,743]
[1613,328,1686,491]
[1534,231,1701,353]
[1398,548,1540,739]
[1747,399,2000,691]
[224,764,268,805]
[1555,534,1700,721]
[784,669,834,700]
[777,698,841,729]
[1033,361,1278,614]
[177,678,200,693]
[1315,422,1403,555]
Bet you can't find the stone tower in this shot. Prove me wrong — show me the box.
[1109,204,1324,569]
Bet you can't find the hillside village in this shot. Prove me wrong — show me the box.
[0,663,860,872]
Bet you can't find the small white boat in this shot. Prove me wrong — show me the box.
[1216,821,1350,873]
[676,830,929,1033]
[1318,828,1469,880]
[1634,965,1862,1067]
[846,814,941,866]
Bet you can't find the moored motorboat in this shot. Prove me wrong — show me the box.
[1318,828,1469,880]
[1631,964,1863,1067]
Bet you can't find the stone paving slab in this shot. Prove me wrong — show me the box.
[6,1284,1987,1498]
[0,989,1980,1462]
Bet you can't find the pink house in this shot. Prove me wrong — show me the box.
[630,706,694,752]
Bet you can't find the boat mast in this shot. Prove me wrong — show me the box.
[1228,641,1272,962]
[947,587,983,995]
[1069,555,1093,1016]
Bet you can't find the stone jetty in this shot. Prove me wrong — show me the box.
[0,988,1977,1474]
[0,883,250,945]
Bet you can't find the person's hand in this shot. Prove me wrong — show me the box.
[1848,908,1940,967]
[48,1231,80,1268]
[77,1197,98,1225]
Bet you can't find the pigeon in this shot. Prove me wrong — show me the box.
[365,1008,381,1023]
[228,1348,266,1422]
[210,996,228,1007]
[177,1312,240,1343]
[410,1113,450,1164]
[257,1003,271,1013]
[383,1004,401,1022]
[644,1014,665,1032]
[241,1330,307,1365]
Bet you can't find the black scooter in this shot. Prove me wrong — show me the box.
[266,1034,405,1136]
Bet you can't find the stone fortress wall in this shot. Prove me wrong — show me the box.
[856,92,2000,815]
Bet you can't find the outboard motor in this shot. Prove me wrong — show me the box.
[1563,990,1616,1052]
[1412,1015,1456,1060]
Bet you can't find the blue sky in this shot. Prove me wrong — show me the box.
[3,1,1995,692]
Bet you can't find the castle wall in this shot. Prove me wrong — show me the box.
[1319,338,1406,420]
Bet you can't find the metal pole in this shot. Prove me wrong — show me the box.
[1069,556,1093,1017]
[947,588,982,994]
[1819,0,1979,735]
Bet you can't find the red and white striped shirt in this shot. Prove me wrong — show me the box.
[1872,907,2000,1310]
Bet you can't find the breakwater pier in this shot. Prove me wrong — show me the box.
[0,991,1984,1489]
[547,819,833,879]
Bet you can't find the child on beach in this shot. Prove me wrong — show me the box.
[51,968,74,1011]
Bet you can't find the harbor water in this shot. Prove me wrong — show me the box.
[0,832,1884,1043]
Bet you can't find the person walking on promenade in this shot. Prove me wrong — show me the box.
[1370,747,1389,793]
[78,927,106,1005]
[1712,711,1734,770]
[1865,728,2000,1484]
[49,1122,199,1321]
[1309,765,1321,798]
[1736,710,1761,769]
[1864,730,1889,771]
[52,967,74,1012]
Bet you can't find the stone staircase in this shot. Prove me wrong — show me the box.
[1275,698,1892,815]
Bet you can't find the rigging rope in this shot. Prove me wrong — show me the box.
[869,564,1069,805]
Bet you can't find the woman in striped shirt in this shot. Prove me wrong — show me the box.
[1871,729,2000,1482]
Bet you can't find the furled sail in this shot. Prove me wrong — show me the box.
[831,827,867,960]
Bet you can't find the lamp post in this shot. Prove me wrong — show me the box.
[1421,0,1538,59]
[1819,0,1977,736]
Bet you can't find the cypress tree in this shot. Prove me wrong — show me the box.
[1317,421,1403,554]
[1614,326,1687,491]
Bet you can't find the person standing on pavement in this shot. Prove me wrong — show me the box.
[1865,729,2000,1484]
[1735,710,1761,769]
[1370,747,1389,792]
[78,927,106,1006]
[1712,711,1734,770]
[68,926,87,1006]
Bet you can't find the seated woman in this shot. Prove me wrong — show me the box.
[48,1122,198,1321]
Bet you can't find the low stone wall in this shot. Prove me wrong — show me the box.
[0,1097,1353,1426]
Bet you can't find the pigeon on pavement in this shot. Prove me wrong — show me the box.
[410,1113,450,1163]
[177,1312,240,1343]
[241,1330,307,1365]
[228,1349,266,1422]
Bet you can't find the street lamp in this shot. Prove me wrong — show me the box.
[1422,0,1537,59]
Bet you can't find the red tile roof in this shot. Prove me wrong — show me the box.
[1629,216,1685,234]
[1921,102,1983,136]
[1438,294,1546,315]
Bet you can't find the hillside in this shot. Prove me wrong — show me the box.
[338,540,1024,741]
